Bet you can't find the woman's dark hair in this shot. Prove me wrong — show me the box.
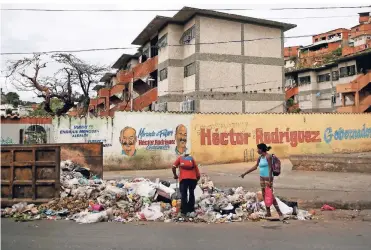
[257,143,272,152]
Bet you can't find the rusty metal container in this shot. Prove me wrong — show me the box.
[1,145,60,207]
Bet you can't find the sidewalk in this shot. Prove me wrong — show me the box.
[104,160,371,209]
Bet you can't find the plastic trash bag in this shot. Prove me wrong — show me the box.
[73,209,113,224]
[276,198,293,215]
[297,209,312,220]
[12,202,27,213]
[139,203,163,221]
[105,185,126,197]
[136,182,156,198]
[264,187,273,207]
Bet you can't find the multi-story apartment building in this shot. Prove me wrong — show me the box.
[284,13,371,113]
[89,6,296,115]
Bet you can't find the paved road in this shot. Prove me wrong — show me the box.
[2,219,371,250]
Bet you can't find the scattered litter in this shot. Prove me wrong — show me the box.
[0,160,314,224]
[321,204,336,211]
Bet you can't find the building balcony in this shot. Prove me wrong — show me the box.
[107,87,158,116]
[337,72,371,113]
[117,56,158,84]
[336,72,371,94]
[285,86,299,100]
[97,88,110,97]
[342,41,371,57]
[110,84,125,98]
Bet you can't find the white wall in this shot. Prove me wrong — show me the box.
[245,101,283,113]
[200,100,242,113]
[245,64,282,93]
[244,23,282,58]
[199,17,241,55]
[199,61,242,92]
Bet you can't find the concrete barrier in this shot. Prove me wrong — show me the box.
[289,152,371,173]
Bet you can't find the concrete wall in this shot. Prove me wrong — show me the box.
[2,113,370,169]
[199,61,242,92]
[200,100,243,113]
[0,117,54,145]
[199,17,241,55]
[191,113,371,164]
[244,23,282,58]
[52,113,192,171]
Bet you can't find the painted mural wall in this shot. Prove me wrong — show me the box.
[190,113,371,164]
[52,113,192,170]
[2,113,370,170]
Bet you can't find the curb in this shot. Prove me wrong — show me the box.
[297,200,371,210]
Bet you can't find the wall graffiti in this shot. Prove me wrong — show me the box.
[87,139,112,147]
[118,124,188,157]
[60,125,99,138]
[44,112,371,169]
[200,127,321,147]
[191,114,371,165]
[324,124,371,144]
[1,137,14,145]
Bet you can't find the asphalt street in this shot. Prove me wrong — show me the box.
[2,219,371,250]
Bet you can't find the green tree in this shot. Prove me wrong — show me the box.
[29,98,64,116]
[4,92,20,107]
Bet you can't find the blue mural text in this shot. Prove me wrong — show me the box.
[324,124,371,144]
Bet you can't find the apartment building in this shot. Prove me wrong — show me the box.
[89,6,296,115]
[285,12,371,113]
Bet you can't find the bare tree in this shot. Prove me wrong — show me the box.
[5,53,107,116]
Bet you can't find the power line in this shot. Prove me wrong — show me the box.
[0,32,356,55]
[2,28,371,56]
[160,82,283,94]
[2,6,370,12]
[0,47,138,55]
[271,15,358,20]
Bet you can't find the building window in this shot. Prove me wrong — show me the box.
[184,63,196,78]
[332,71,339,81]
[318,73,331,83]
[180,25,195,44]
[159,68,168,81]
[157,34,168,49]
[314,38,318,42]
[142,47,150,62]
[299,76,311,85]
[339,65,356,78]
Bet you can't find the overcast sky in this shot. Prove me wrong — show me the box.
[1,1,371,102]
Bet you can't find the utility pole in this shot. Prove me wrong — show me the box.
[130,70,134,111]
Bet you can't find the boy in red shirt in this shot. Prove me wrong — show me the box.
[172,154,200,215]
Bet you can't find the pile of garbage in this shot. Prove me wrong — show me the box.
[1,160,313,224]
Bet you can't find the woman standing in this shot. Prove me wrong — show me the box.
[240,143,284,220]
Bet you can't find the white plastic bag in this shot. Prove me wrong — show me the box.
[74,209,113,224]
[136,182,156,198]
[140,203,163,221]
[259,198,293,215]
[104,185,126,197]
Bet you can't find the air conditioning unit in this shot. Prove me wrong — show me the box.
[180,100,195,112]
[154,102,167,111]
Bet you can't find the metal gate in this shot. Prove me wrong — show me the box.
[1,145,60,207]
